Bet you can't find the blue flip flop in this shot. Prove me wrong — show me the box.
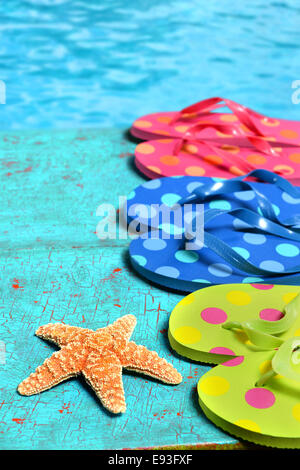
[126,170,300,292]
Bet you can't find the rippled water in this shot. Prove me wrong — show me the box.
[1,0,300,129]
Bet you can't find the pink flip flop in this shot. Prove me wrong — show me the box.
[134,130,300,183]
[131,97,300,150]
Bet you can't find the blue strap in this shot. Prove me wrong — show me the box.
[179,169,300,228]
[203,230,300,276]
[181,170,300,277]
[184,206,300,276]
[204,208,300,242]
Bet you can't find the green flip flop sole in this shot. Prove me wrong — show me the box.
[198,350,300,448]
[168,283,300,364]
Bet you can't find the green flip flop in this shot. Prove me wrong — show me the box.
[198,340,300,448]
[168,283,300,364]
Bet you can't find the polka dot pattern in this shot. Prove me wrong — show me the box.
[245,388,275,409]
[259,308,283,321]
[161,192,181,207]
[169,283,300,441]
[220,114,238,122]
[243,277,263,283]
[199,376,230,396]
[137,143,155,154]
[233,247,250,260]
[259,260,284,272]
[257,204,280,217]
[261,117,280,127]
[184,144,198,154]
[186,181,203,193]
[292,404,300,422]
[143,238,167,251]
[246,154,267,165]
[234,190,255,201]
[209,200,232,210]
[251,284,274,290]
[158,223,184,236]
[273,164,295,176]
[259,360,272,375]
[175,250,199,263]
[282,192,300,204]
[208,263,233,277]
[146,165,162,175]
[128,173,300,289]
[280,129,299,139]
[283,292,298,304]
[142,179,162,189]
[204,154,223,166]
[132,255,147,267]
[178,293,195,306]
[243,233,266,245]
[276,243,299,257]
[233,218,251,230]
[160,155,180,166]
[173,326,201,345]
[134,119,152,128]
[289,153,300,164]
[209,347,235,355]
[155,266,180,278]
[133,109,300,192]
[185,166,206,176]
[233,419,261,433]
[226,290,251,306]
[156,116,172,124]
[127,190,136,200]
[201,308,228,325]
[222,356,244,367]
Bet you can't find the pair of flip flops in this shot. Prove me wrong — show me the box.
[131,97,300,183]
[126,169,300,292]
[168,283,300,448]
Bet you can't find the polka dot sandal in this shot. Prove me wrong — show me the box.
[127,169,300,292]
[131,96,300,151]
[168,283,300,364]
[198,345,300,448]
[135,135,300,183]
[170,284,300,447]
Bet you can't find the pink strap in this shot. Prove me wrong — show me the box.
[180,97,265,136]
[173,136,255,175]
[182,121,280,158]
[170,97,283,157]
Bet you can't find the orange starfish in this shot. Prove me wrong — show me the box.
[18,315,182,413]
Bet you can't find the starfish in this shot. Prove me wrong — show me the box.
[18,315,182,413]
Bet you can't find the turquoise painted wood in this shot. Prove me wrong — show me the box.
[0,128,237,449]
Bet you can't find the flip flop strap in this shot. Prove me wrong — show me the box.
[179,169,300,228]
[173,136,255,174]
[202,224,300,276]
[178,170,300,275]
[180,121,279,157]
[184,204,300,277]
[175,97,266,136]
[257,337,300,386]
[222,290,300,350]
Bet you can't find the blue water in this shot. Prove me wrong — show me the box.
[1,0,300,130]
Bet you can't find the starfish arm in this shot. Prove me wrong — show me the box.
[120,342,182,385]
[36,323,91,347]
[103,314,136,341]
[18,343,87,396]
[83,351,126,414]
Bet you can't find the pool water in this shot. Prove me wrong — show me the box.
[1,0,300,130]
